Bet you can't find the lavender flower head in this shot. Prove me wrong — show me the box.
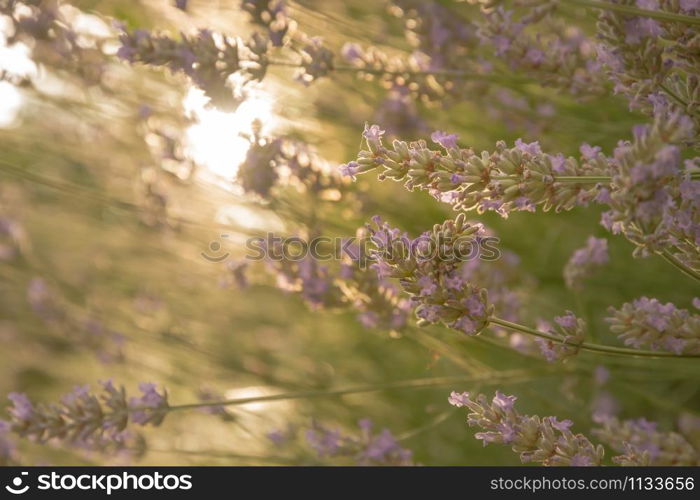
[431,130,458,150]
[5,381,169,444]
[607,297,700,355]
[594,417,699,465]
[448,391,604,466]
[0,420,16,465]
[366,214,493,335]
[306,419,412,465]
[342,124,611,217]
[535,311,586,363]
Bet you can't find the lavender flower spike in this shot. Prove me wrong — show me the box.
[607,298,700,355]
[342,124,611,217]
[366,214,493,335]
[306,419,413,465]
[449,391,604,466]
[5,381,169,444]
[594,417,699,465]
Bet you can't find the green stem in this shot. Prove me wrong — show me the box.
[659,249,700,283]
[164,370,546,412]
[489,317,700,359]
[396,410,455,441]
[562,0,700,26]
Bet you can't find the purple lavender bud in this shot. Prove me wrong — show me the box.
[448,391,471,407]
[341,43,364,64]
[492,392,516,411]
[306,427,342,457]
[563,237,608,290]
[362,124,385,144]
[514,138,542,156]
[580,143,602,160]
[339,161,359,179]
[128,383,169,426]
[450,391,604,465]
[431,130,459,150]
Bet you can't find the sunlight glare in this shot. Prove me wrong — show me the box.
[224,386,294,413]
[0,16,36,128]
[0,81,23,128]
[184,86,277,179]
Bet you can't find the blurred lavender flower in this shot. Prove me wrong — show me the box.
[27,278,61,322]
[306,419,413,465]
[0,420,16,465]
[117,27,269,109]
[393,0,477,70]
[268,250,340,309]
[196,387,234,421]
[607,297,700,354]
[678,413,700,451]
[261,229,412,331]
[241,0,294,47]
[71,430,147,461]
[591,392,620,424]
[267,428,292,446]
[339,41,481,104]
[0,216,26,261]
[594,417,699,465]
[129,383,169,426]
[26,278,125,363]
[237,136,283,197]
[294,36,333,86]
[373,86,428,138]
[449,391,604,465]
[237,132,345,198]
[2,0,107,84]
[597,0,700,136]
[5,381,168,444]
[476,6,606,96]
[563,237,609,290]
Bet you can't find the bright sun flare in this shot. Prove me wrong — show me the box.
[0,16,36,128]
[183,86,277,179]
